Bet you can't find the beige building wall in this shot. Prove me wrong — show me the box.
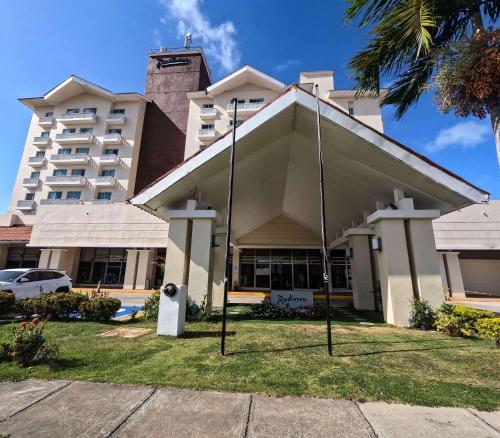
[460,259,500,297]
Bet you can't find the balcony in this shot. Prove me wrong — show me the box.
[56,113,97,124]
[16,200,36,211]
[102,133,124,144]
[38,116,54,127]
[198,128,218,140]
[94,176,116,187]
[99,154,120,165]
[33,136,51,146]
[45,176,86,186]
[22,177,40,188]
[40,198,82,205]
[200,107,217,119]
[55,132,94,144]
[227,102,265,115]
[28,156,46,167]
[49,153,90,164]
[105,113,125,125]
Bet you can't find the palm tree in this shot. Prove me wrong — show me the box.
[345,0,500,163]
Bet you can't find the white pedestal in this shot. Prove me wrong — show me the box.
[157,284,187,337]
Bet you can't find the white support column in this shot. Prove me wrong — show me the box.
[38,248,80,278]
[123,250,139,290]
[164,219,191,286]
[135,250,155,290]
[38,249,52,269]
[188,218,214,305]
[344,228,375,311]
[0,246,9,270]
[443,252,466,298]
[231,247,240,290]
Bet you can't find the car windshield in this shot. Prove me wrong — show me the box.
[0,270,25,282]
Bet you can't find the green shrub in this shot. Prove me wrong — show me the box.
[16,292,88,320]
[409,299,436,330]
[249,301,330,320]
[476,317,500,347]
[435,313,462,337]
[0,291,15,314]
[78,297,121,321]
[1,318,59,367]
[436,304,496,338]
[143,292,160,320]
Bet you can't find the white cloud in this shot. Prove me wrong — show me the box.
[425,121,490,153]
[159,0,240,74]
[274,59,301,72]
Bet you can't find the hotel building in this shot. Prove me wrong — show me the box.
[0,46,498,325]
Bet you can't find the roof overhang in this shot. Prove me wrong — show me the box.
[131,86,488,238]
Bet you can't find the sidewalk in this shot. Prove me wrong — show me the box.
[0,379,499,437]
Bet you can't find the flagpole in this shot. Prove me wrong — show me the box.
[315,85,333,356]
[221,97,238,356]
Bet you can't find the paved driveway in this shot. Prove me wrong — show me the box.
[0,380,499,437]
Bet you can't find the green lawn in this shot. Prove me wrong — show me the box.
[0,311,499,410]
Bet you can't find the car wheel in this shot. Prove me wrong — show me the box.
[55,286,70,293]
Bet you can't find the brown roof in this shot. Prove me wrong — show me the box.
[0,226,32,242]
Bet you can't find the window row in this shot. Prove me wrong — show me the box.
[43,108,125,117]
[28,169,116,178]
[39,128,122,136]
[36,191,113,200]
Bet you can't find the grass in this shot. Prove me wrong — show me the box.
[0,309,499,410]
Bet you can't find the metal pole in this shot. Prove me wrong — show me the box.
[221,97,238,356]
[315,85,333,356]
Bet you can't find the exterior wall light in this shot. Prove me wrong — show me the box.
[371,236,382,252]
[346,247,354,258]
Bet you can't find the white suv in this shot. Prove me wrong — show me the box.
[0,268,72,299]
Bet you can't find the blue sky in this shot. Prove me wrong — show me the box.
[0,0,497,211]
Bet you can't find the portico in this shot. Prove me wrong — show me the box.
[131,85,488,326]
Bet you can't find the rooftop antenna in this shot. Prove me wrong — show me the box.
[184,32,192,49]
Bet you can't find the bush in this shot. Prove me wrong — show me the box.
[1,318,59,367]
[249,301,330,320]
[409,299,436,330]
[435,313,462,337]
[476,317,500,347]
[0,291,15,314]
[143,292,160,320]
[78,297,121,321]
[436,304,496,338]
[16,292,88,320]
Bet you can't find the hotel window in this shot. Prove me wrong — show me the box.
[100,169,115,177]
[229,120,242,127]
[83,107,97,114]
[40,131,49,138]
[66,108,79,114]
[58,148,72,155]
[348,101,355,116]
[53,169,67,176]
[202,103,214,108]
[108,128,122,134]
[330,249,351,289]
[79,127,93,133]
[35,151,45,157]
[66,191,81,199]
[30,171,40,179]
[111,108,125,114]
[76,147,89,154]
[47,191,62,199]
[237,99,245,104]
[25,193,35,201]
[201,124,214,130]
[76,248,126,286]
[71,169,85,177]
[249,98,264,103]
[44,111,53,117]
[62,128,76,134]
[97,192,112,200]
[103,148,119,155]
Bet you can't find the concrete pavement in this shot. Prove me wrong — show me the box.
[0,379,499,437]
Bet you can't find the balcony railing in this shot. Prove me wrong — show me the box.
[33,136,51,146]
[40,198,82,205]
[55,133,94,143]
[22,177,40,188]
[102,133,124,144]
[16,200,36,210]
[227,102,265,113]
[45,176,86,186]
[198,128,217,139]
[99,154,120,164]
[94,176,116,187]
[200,107,217,119]
[38,116,54,126]
[49,153,90,164]
[56,113,97,124]
[105,113,125,125]
[28,156,46,167]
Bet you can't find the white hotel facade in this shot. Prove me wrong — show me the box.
[1,47,498,325]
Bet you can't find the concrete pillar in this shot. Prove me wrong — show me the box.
[406,219,445,308]
[0,246,9,270]
[123,250,139,289]
[437,253,448,298]
[38,249,52,269]
[372,219,414,326]
[346,230,375,311]
[211,243,226,308]
[443,252,466,298]
[164,218,191,286]
[231,247,240,290]
[47,248,80,278]
[135,250,155,290]
[188,218,214,305]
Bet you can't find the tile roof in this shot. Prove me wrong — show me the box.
[0,226,32,242]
